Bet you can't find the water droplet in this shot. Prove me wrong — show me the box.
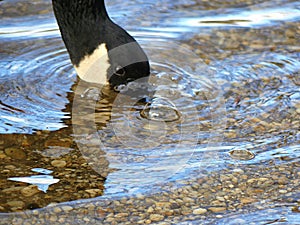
[140,97,181,122]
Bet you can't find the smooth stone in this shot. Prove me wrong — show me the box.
[279,189,288,194]
[240,197,256,204]
[7,201,25,208]
[277,177,289,185]
[232,169,245,174]
[2,186,24,193]
[53,207,62,213]
[208,207,227,213]
[155,202,171,208]
[45,138,72,148]
[61,206,73,212]
[51,160,67,168]
[85,189,102,197]
[149,214,164,222]
[4,147,26,159]
[229,149,255,160]
[4,165,17,170]
[21,185,40,197]
[147,207,154,213]
[216,196,225,202]
[0,151,7,159]
[193,208,207,215]
[183,197,194,203]
[49,215,57,222]
[114,213,129,218]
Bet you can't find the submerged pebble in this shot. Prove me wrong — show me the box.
[193,208,207,215]
[4,147,26,159]
[85,189,103,197]
[6,201,25,209]
[229,149,255,160]
[149,214,165,222]
[61,206,73,212]
[51,160,67,168]
[208,207,227,213]
[21,185,40,197]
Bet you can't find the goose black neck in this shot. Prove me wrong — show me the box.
[52,0,109,22]
[52,0,111,66]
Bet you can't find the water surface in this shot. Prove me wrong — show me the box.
[0,0,299,224]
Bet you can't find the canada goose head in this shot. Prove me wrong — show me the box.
[52,0,150,89]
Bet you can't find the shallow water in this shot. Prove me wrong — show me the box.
[0,0,299,224]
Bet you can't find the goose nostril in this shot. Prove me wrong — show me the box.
[115,66,126,76]
[114,84,128,92]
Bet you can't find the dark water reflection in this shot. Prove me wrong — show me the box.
[0,0,299,223]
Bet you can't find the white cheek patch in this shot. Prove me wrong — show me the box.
[74,43,110,85]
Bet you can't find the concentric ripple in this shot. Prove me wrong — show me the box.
[0,39,75,133]
[71,40,227,195]
[0,0,299,223]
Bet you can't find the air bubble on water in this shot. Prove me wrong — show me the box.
[140,97,181,122]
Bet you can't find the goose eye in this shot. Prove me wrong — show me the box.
[115,66,126,76]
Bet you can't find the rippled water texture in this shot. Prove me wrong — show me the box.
[0,0,300,224]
